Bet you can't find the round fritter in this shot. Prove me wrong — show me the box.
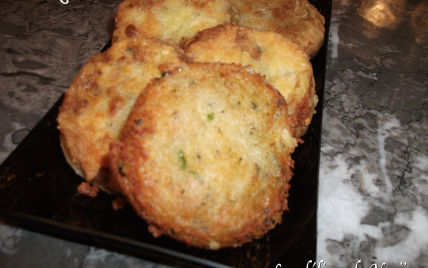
[184,24,317,138]
[57,37,188,193]
[113,0,231,45]
[109,62,297,249]
[229,0,325,57]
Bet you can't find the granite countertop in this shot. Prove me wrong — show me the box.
[1,0,427,267]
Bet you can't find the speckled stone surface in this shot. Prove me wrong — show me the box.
[1,0,428,267]
[317,0,428,267]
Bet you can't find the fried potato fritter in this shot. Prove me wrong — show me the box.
[184,24,317,137]
[113,0,231,45]
[229,0,325,57]
[57,37,187,193]
[109,63,297,249]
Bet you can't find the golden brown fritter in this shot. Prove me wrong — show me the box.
[57,37,188,193]
[229,0,325,57]
[109,62,298,249]
[113,0,231,45]
[184,24,316,138]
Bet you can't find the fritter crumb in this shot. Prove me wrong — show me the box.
[77,182,99,198]
[112,196,127,210]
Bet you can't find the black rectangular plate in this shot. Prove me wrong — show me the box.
[0,1,331,267]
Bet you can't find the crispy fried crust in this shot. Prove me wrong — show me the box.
[229,0,325,57]
[109,62,297,249]
[113,0,231,45]
[57,37,188,193]
[184,24,317,138]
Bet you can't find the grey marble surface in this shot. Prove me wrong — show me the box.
[0,0,427,267]
[318,0,428,267]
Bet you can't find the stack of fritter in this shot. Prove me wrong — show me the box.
[57,0,324,249]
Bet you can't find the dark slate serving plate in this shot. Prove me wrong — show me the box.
[0,1,331,267]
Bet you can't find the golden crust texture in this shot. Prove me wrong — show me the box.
[57,37,187,193]
[184,24,317,138]
[109,62,297,249]
[113,0,231,45]
[229,0,325,57]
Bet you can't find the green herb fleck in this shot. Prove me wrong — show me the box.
[179,150,187,170]
[207,112,215,121]
[189,171,204,184]
[251,102,258,109]
[255,163,260,177]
